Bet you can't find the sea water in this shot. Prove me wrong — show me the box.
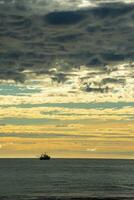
[0,159,134,199]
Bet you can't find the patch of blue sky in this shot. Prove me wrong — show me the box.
[1,102,134,109]
[0,117,61,125]
[41,111,134,117]
[0,116,133,126]
[0,83,41,96]
[0,132,88,138]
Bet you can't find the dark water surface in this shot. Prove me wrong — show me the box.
[0,159,134,200]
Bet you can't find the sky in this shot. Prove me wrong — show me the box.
[0,0,134,158]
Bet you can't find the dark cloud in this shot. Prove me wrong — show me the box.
[51,72,69,83]
[45,11,86,25]
[83,82,110,93]
[101,78,126,85]
[84,86,109,93]
[89,3,132,18]
[0,1,134,81]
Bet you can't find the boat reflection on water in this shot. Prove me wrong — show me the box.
[39,153,51,160]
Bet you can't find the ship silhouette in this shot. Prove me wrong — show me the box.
[39,153,51,160]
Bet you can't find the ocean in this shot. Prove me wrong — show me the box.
[0,159,134,200]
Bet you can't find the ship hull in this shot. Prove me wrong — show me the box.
[39,153,51,160]
[40,157,50,160]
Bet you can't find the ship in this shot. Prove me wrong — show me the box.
[39,153,51,160]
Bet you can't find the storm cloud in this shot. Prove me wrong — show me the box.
[0,0,134,82]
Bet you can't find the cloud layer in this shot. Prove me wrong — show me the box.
[0,1,134,82]
[0,0,134,158]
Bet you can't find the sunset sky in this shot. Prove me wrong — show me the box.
[0,0,134,158]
